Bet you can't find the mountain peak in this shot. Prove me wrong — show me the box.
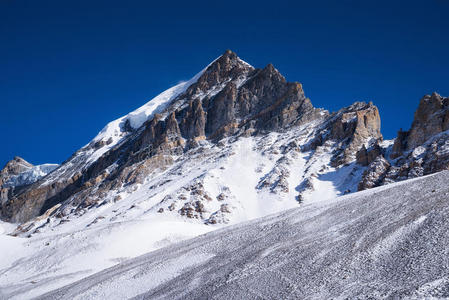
[206,49,252,72]
[12,156,31,164]
[2,52,444,233]
[1,157,33,189]
[184,50,254,98]
[431,91,441,98]
[221,49,237,58]
[1,157,33,175]
[264,63,275,71]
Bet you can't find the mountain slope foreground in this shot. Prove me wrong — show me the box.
[38,171,449,299]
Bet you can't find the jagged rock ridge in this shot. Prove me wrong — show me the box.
[358,92,449,190]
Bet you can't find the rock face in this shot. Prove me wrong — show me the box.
[391,93,449,157]
[330,102,382,165]
[356,143,382,166]
[358,92,449,190]
[407,93,449,148]
[304,101,383,167]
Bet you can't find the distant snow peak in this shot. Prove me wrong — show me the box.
[0,157,58,189]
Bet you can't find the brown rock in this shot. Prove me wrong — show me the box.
[179,99,206,139]
[356,143,382,166]
[390,129,409,159]
[407,93,448,150]
[0,157,33,178]
[330,102,383,166]
[392,93,449,160]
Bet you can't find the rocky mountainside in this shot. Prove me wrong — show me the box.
[1,50,448,299]
[36,170,449,299]
[0,50,385,229]
[0,50,446,237]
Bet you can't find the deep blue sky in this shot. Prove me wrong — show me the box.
[1,0,449,167]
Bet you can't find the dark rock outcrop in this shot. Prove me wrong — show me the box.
[390,129,409,159]
[360,92,449,190]
[179,99,206,139]
[356,142,382,166]
[310,102,383,166]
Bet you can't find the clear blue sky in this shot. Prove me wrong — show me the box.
[1,0,449,167]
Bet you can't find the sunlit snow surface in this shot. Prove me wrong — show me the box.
[2,171,447,299]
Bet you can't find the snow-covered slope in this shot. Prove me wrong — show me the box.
[0,127,366,298]
[10,113,372,235]
[8,170,449,299]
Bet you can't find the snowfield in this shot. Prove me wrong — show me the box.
[2,171,449,299]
